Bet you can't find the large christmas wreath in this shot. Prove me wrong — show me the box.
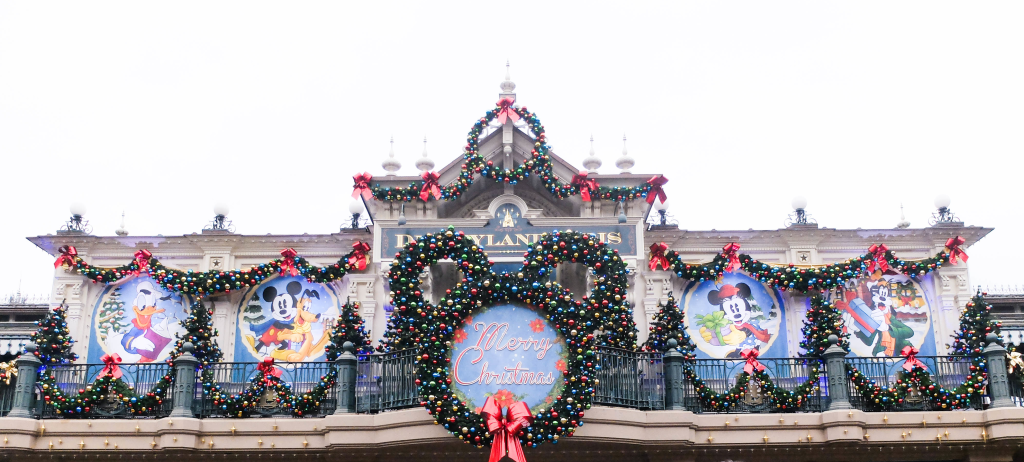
[379,227,635,449]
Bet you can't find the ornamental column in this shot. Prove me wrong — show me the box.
[983,334,1014,408]
[7,345,41,418]
[822,335,852,410]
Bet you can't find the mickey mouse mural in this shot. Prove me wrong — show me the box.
[683,272,787,359]
[236,276,342,362]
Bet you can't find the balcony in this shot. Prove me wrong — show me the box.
[1,346,1023,459]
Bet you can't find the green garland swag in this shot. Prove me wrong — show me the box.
[204,359,338,418]
[683,364,822,412]
[53,242,371,296]
[653,239,966,295]
[362,101,664,203]
[846,358,987,410]
[379,227,622,448]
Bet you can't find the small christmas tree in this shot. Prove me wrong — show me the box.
[31,302,78,364]
[96,287,130,343]
[641,294,695,358]
[324,300,373,360]
[949,289,1001,356]
[801,295,849,357]
[172,299,223,368]
[242,293,266,325]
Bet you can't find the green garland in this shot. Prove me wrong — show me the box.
[54,242,370,296]
[205,362,338,418]
[656,240,965,294]
[363,102,664,203]
[684,365,822,412]
[846,359,987,410]
[379,227,619,448]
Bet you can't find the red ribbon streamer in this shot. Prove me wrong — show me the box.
[352,172,374,200]
[945,236,969,265]
[495,98,521,125]
[901,345,927,372]
[645,175,669,204]
[279,248,299,277]
[132,249,153,276]
[420,171,442,202]
[866,244,890,274]
[54,245,78,268]
[100,353,122,379]
[722,243,742,273]
[571,171,599,202]
[257,357,283,383]
[649,242,670,271]
[481,396,533,462]
[741,348,765,375]
[348,241,371,271]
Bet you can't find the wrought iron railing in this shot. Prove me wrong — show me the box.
[355,349,418,413]
[593,347,665,410]
[38,362,175,418]
[845,355,982,411]
[195,361,338,417]
[0,378,15,416]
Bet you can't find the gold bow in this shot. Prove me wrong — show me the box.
[1007,351,1024,375]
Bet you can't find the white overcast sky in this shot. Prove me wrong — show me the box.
[1,1,1021,298]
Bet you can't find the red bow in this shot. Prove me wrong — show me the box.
[279,248,299,277]
[645,176,669,204]
[571,170,599,202]
[100,353,122,379]
[352,172,374,200]
[901,345,927,372]
[481,396,533,462]
[945,236,969,265]
[495,97,521,125]
[257,357,283,383]
[741,348,765,375]
[722,243,742,273]
[649,242,670,271]
[54,245,78,268]
[420,171,442,202]
[349,241,371,270]
[866,244,890,274]
[132,249,152,276]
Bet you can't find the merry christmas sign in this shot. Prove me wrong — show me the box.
[449,303,568,413]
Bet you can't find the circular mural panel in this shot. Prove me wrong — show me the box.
[837,273,932,358]
[684,272,783,359]
[236,276,342,362]
[91,276,190,363]
[449,303,567,414]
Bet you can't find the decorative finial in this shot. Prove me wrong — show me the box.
[115,211,128,236]
[896,203,910,229]
[582,135,601,173]
[415,136,434,172]
[382,136,401,176]
[500,61,516,98]
[615,133,635,174]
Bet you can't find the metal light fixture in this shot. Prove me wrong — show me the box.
[60,203,92,233]
[617,201,627,224]
[786,196,816,227]
[204,203,234,232]
[348,199,363,229]
[930,194,959,225]
[652,197,669,226]
[397,204,407,226]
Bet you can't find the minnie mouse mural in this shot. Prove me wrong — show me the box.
[684,272,786,359]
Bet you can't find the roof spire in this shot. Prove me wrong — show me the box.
[896,203,911,229]
[115,210,128,236]
[382,136,401,176]
[415,136,435,172]
[582,135,602,173]
[499,60,516,100]
[615,134,635,174]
